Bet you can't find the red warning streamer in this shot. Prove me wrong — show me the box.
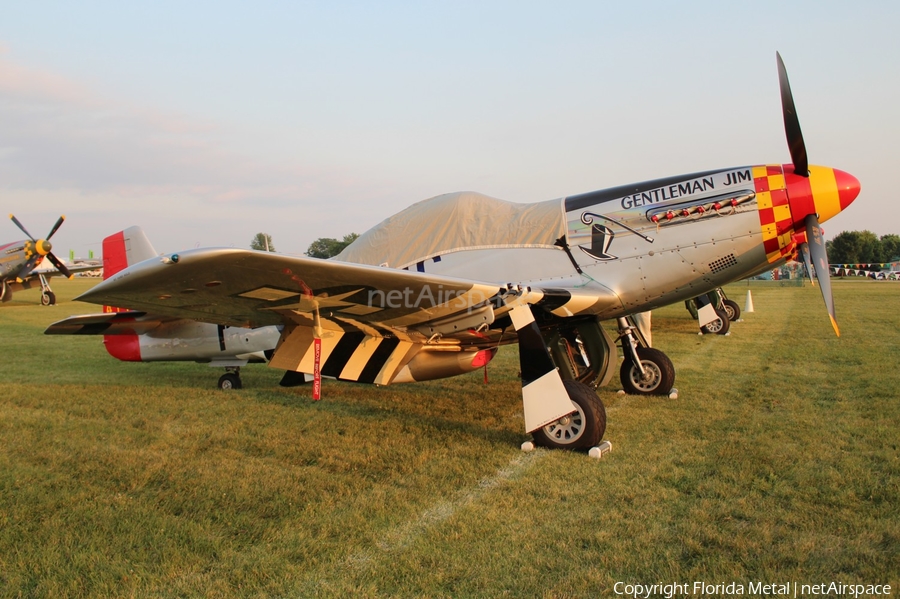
[313,338,322,400]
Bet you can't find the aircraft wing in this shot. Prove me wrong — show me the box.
[74,248,618,383]
[3,262,100,296]
[31,262,101,278]
[76,248,509,328]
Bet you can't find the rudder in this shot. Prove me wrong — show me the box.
[100,225,158,351]
[102,226,157,280]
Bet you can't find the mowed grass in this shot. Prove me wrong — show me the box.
[1,278,898,597]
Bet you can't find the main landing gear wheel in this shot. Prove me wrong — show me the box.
[620,346,675,396]
[700,309,730,335]
[532,380,606,450]
[218,372,242,390]
[722,299,741,322]
[41,291,56,306]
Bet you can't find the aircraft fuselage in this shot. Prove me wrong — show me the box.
[0,239,44,280]
[423,163,859,320]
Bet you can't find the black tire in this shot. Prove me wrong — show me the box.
[41,291,56,306]
[722,299,741,322]
[620,346,675,396]
[532,380,606,450]
[700,309,730,335]
[218,373,242,390]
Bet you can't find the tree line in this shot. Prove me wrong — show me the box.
[250,232,360,259]
[826,231,900,265]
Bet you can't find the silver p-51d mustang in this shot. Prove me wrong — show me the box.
[48,54,860,451]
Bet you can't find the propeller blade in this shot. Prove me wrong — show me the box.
[9,214,36,241]
[805,214,838,336]
[777,52,809,177]
[46,215,66,240]
[46,252,73,279]
[799,241,815,286]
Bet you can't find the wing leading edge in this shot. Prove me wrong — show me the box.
[76,247,507,329]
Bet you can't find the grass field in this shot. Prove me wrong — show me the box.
[1,278,898,598]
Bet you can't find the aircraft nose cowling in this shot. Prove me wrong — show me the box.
[833,168,861,209]
[783,164,861,226]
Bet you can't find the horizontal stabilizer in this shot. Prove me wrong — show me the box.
[44,311,165,335]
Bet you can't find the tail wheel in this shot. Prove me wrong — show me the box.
[620,346,675,396]
[722,299,741,321]
[700,309,730,335]
[532,380,606,450]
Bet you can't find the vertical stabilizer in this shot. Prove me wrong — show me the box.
[102,226,157,280]
[100,227,158,359]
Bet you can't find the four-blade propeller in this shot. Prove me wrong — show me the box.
[8,214,73,279]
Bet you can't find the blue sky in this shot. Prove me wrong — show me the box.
[1,1,897,257]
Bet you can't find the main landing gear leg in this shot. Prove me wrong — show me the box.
[218,367,243,390]
[617,317,675,396]
[509,303,607,450]
[617,317,645,377]
[39,274,56,306]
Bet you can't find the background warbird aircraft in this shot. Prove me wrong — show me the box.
[48,53,860,451]
[1,215,95,305]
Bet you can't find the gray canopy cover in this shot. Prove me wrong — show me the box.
[336,191,566,269]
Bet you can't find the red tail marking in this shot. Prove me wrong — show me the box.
[101,231,129,314]
[102,231,128,280]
